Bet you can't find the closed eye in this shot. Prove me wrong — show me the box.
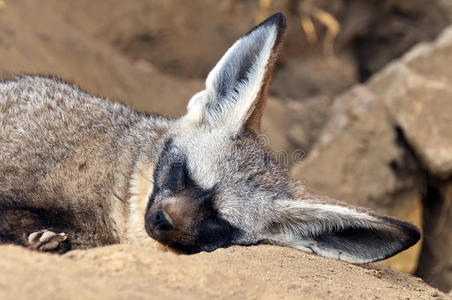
[163,159,189,191]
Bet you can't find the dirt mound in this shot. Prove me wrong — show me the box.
[0,244,446,300]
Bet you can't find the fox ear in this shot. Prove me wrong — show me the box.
[262,198,421,263]
[183,13,286,135]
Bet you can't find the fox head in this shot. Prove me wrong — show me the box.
[144,13,420,263]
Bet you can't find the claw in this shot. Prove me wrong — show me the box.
[27,230,68,252]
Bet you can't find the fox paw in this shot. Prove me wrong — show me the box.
[27,230,68,252]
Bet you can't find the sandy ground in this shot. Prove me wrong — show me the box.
[0,244,447,300]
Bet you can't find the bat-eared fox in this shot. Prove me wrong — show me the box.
[0,13,419,263]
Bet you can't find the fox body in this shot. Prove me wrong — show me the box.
[0,14,419,262]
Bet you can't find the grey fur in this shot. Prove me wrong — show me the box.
[0,13,420,262]
[0,75,171,248]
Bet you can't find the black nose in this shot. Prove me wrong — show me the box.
[149,210,172,232]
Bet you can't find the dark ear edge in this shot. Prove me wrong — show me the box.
[371,215,421,259]
[262,200,421,263]
[310,215,421,263]
[244,13,287,134]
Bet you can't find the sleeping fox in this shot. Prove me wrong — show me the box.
[0,13,419,263]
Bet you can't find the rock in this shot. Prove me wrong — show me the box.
[292,24,452,291]
[285,96,333,153]
[416,181,452,292]
[292,84,422,212]
[372,27,452,178]
[369,29,452,289]
[366,34,452,178]
[269,55,357,100]
[261,96,332,168]
[337,0,450,80]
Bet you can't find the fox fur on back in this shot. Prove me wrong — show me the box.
[0,75,170,247]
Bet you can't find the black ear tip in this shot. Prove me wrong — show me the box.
[265,12,286,28]
[381,215,421,247]
[405,223,421,246]
[394,220,421,251]
[244,12,287,39]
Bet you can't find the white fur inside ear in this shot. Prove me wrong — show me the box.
[183,90,209,126]
[270,234,376,264]
[180,22,279,133]
[205,24,277,133]
[272,200,378,237]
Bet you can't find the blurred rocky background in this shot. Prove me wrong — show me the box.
[1,0,452,294]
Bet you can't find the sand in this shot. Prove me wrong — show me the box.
[0,244,446,300]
